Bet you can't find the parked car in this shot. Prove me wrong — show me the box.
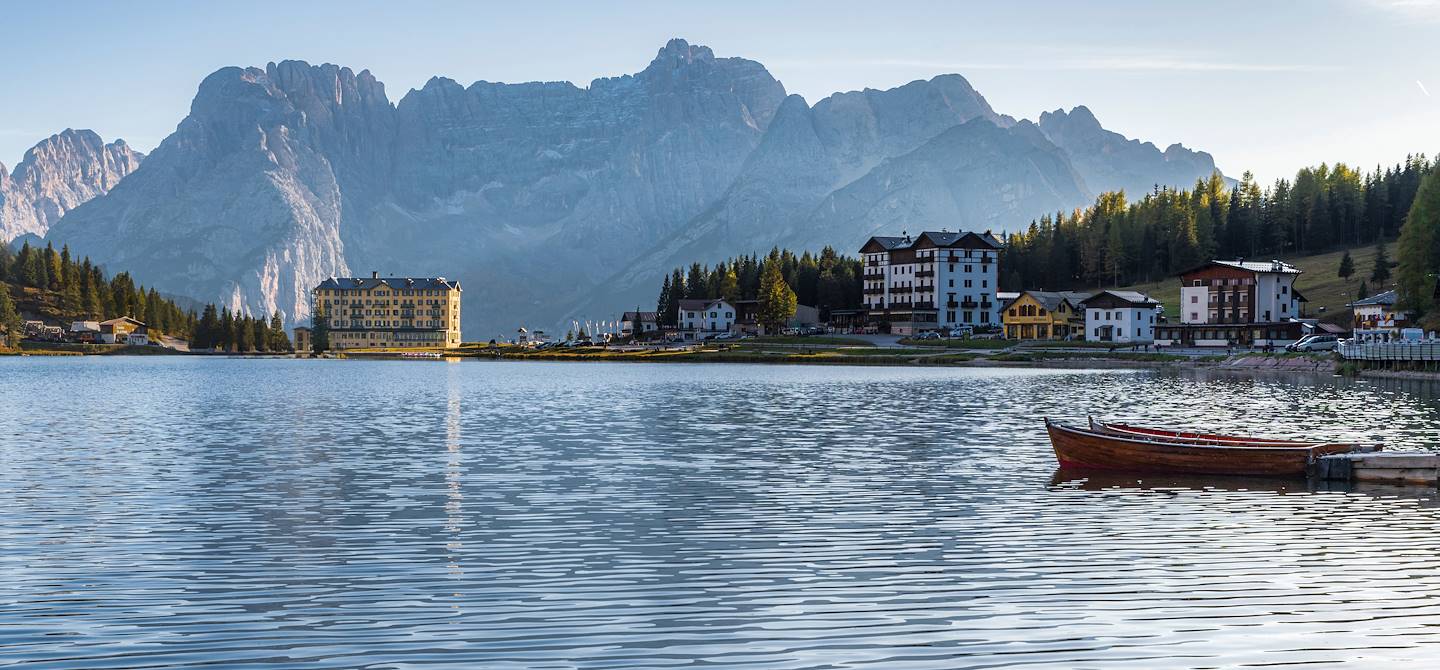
[914,331,941,340]
[946,327,973,339]
[1287,334,1338,352]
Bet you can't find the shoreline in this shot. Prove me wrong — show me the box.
[14,341,1440,382]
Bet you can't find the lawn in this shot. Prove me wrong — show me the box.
[747,335,871,346]
[898,337,1012,349]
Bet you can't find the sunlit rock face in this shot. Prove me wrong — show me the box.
[0,129,143,242]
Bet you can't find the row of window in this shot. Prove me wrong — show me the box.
[319,288,454,297]
[330,320,451,329]
[1089,310,1157,324]
[323,298,451,307]
[879,263,993,274]
[1190,278,1255,287]
[683,311,735,319]
[1193,293,1250,304]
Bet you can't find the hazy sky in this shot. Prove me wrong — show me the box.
[2,0,1436,183]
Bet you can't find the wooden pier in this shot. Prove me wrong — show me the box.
[1313,453,1440,486]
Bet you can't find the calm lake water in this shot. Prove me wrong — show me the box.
[5,358,1440,668]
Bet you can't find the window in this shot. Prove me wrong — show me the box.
[981,280,988,288]
[964,279,973,288]
[948,279,954,287]
[1282,285,1289,295]
[1191,295,1198,303]
[964,265,973,273]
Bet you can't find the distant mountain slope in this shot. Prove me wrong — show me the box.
[1038,106,1225,197]
[0,129,143,242]
[40,39,1226,337]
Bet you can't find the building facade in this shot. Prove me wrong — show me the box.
[677,298,736,339]
[1003,291,1091,340]
[1081,291,1161,343]
[313,273,463,349]
[1350,290,1409,336]
[1156,259,1308,346]
[620,311,659,338]
[860,231,1003,335]
[98,317,145,344]
[293,326,311,355]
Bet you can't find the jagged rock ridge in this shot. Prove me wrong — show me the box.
[0,129,143,241]
[1037,105,1225,197]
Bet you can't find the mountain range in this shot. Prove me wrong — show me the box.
[7,39,1224,337]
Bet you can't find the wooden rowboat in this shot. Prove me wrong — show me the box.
[1046,419,1381,477]
[1088,418,1323,447]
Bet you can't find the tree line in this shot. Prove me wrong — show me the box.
[0,241,197,340]
[0,240,292,352]
[1001,155,1437,292]
[190,305,291,352]
[655,246,863,327]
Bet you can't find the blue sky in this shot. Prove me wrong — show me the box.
[1,0,1436,183]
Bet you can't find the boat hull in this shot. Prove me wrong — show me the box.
[1047,421,1363,477]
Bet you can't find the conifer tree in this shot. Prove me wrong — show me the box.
[1338,250,1355,282]
[1370,241,1392,284]
[0,284,22,348]
[757,253,797,333]
[1397,169,1440,313]
[269,312,291,351]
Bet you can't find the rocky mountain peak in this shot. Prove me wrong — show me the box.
[1038,105,1102,132]
[650,38,715,67]
[0,129,143,242]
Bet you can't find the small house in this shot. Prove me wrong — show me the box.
[69,321,101,343]
[620,311,659,338]
[98,317,146,344]
[1081,291,1161,344]
[1003,291,1091,340]
[677,298,736,340]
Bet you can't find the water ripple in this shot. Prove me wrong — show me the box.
[4,358,1440,668]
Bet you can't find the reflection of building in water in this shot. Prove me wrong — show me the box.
[445,364,464,576]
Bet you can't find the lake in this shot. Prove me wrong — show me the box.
[4,357,1440,668]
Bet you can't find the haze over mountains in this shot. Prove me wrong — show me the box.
[7,39,1224,336]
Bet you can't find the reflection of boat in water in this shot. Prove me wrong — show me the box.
[1049,469,1440,504]
[1045,418,1382,477]
[1048,470,1305,493]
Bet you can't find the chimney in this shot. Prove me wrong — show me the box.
[371,271,378,279]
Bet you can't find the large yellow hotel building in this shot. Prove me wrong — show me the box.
[313,272,463,349]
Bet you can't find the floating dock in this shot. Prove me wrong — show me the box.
[1313,453,1440,486]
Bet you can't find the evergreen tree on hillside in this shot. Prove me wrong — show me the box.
[1370,241,1392,285]
[1338,251,1355,282]
[1397,169,1440,314]
[0,285,22,348]
[1357,280,1370,301]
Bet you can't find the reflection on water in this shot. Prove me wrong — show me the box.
[4,358,1440,668]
